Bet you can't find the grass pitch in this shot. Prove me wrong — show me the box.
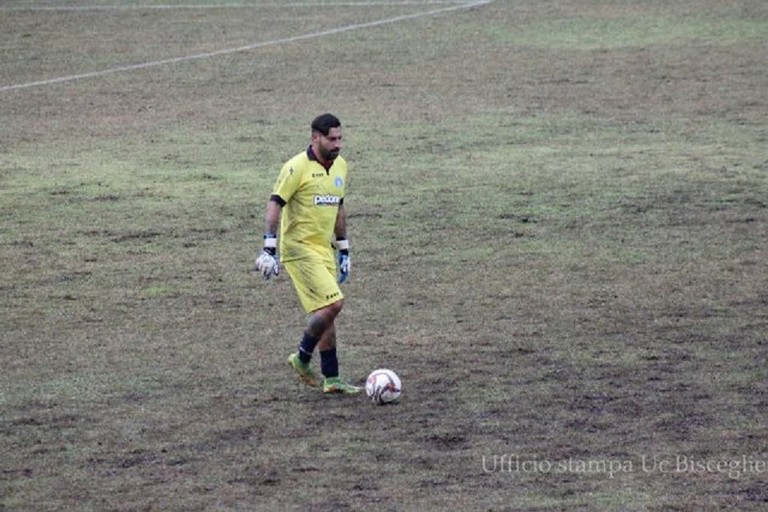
[2,0,768,510]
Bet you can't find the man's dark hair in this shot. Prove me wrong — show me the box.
[311,113,341,136]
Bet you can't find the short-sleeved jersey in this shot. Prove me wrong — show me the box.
[272,147,347,262]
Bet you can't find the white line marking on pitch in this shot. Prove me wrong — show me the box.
[1,1,472,13]
[1,0,490,92]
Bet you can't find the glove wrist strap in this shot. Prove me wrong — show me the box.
[334,238,349,251]
[263,234,277,255]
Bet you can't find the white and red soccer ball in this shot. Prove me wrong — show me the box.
[365,368,402,404]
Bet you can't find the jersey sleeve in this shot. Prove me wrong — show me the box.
[271,161,302,202]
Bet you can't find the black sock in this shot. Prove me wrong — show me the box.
[298,332,320,364]
[320,348,338,378]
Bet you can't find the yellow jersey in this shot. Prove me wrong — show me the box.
[271,147,347,262]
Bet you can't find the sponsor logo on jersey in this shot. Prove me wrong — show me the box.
[314,195,341,206]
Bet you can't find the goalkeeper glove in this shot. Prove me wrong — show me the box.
[335,238,350,283]
[255,234,280,280]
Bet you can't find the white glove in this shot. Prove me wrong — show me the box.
[335,238,350,283]
[255,249,279,280]
[338,252,350,283]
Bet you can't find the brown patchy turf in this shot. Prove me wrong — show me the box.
[1,1,768,510]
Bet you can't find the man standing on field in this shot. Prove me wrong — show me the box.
[254,113,361,395]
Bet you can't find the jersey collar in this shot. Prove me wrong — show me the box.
[307,145,334,172]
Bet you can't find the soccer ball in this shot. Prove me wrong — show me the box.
[365,368,402,404]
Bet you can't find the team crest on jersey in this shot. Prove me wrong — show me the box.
[314,195,341,206]
[334,177,343,188]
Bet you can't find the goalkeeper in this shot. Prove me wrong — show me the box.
[254,113,361,395]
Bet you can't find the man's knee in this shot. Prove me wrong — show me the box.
[320,299,344,319]
[308,299,343,334]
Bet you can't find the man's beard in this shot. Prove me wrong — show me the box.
[322,148,339,161]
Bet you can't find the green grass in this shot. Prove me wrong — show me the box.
[486,7,768,49]
[2,0,768,510]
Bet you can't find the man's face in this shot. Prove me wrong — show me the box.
[313,126,343,162]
